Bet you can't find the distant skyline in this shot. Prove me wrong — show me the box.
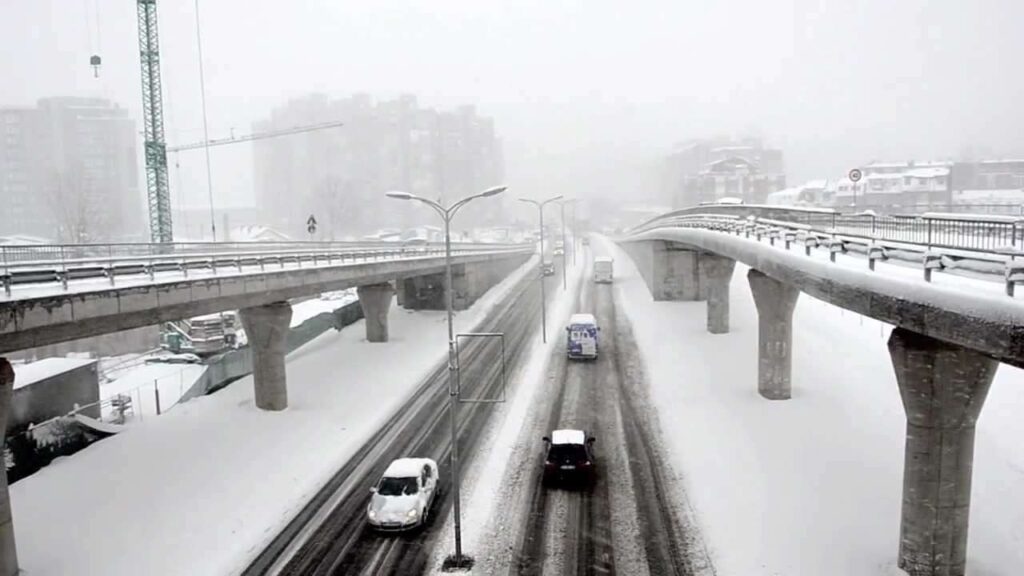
[4,0,1022,215]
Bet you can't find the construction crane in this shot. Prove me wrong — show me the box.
[166,120,346,153]
[137,0,172,243]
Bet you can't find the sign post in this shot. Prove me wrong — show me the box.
[306,214,318,240]
[848,169,863,208]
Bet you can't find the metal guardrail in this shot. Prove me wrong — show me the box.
[632,205,1024,255]
[0,242,532,297]
[627,207,1024,297]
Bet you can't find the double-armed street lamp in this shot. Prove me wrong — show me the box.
[518,195,563,342]
[385,184,506,567]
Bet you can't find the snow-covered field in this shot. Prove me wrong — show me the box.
[9,256,535,576]
[600,236,1024,575]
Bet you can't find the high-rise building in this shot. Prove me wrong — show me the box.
[253,94,504,238]
[662,137,786,208]
[0,97,142,242]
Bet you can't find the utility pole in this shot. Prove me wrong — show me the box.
[520,196,563,342]
[137,0,173,243]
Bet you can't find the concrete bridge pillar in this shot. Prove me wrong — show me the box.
[0,359,19,576]
[357,283,394,342]
[747,269,800,400]
[239,302,292,411]
[888,328,997,576]
[394,278,406,307]
[702,255,736,334]
[652,242,702,301]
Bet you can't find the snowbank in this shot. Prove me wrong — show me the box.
[600,235,1024,574]
[9,256,536,576]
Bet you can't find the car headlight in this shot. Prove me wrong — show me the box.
[407,508,419,519]
[368,510,377,520]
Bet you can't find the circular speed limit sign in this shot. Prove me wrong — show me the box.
[848,168,863,183]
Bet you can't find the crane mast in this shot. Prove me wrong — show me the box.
[137,0,173,243]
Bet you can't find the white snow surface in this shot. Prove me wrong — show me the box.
[9,255,536,576]
[599,235,1024,575]
[550,429,586,445]
[11,357,96,389]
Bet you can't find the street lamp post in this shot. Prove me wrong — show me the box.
[559,201,568,290]
[386,184,506,567]
[565,199,579,266]
[519,195,563,342]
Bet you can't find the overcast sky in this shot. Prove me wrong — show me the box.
[3,0,1022,212]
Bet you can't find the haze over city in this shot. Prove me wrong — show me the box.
[5,0,1022,217]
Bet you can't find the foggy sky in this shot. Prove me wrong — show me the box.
[3,0,1022,216]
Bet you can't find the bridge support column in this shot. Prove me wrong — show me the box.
[702,255,735,334]
[394,278,406,307]
[888,328,996,576]
[747,269,800,400]
[0,359,19,576]
[357,283,394,343]
[239,302,292,411]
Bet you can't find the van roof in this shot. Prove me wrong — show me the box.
[569,313,597,325]
[594,256,613,263]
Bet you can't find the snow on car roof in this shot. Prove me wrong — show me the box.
[569,313,596,325]
[383,458,433,478]
[551,429,586,445]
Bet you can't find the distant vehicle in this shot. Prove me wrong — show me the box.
[543,429,596,487]
[367,458,439,531]
[593,257,613,283]
[542,261,556,276]
[553,246,564,256]
[566,313,599,359]
[145,353,202,365]
[581,237,590,246]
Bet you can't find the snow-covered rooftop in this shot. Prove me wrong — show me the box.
[12,358,96,390]
[383,457,433,478]
[905,167,949,178]
[569,313,597,326]
[551,429,586,445]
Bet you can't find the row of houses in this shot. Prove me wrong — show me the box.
[766,159,1024,214]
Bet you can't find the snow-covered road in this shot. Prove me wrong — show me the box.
[599,234,1024,575]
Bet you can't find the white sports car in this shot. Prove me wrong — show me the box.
[367,458,440,531]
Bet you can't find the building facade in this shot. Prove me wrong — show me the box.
[0,98,142,242]
[252,94,504,239]
[662,138,786,208]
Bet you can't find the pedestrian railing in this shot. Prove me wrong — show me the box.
[0,241,531,297]
[627,205,1024,297]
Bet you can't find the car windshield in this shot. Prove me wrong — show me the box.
[547,444,587,462]
[377,476,418,496]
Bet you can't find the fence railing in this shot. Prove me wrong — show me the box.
[632,205,1024,256]
[0,241,532,296]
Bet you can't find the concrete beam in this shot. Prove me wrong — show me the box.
[747,269,800,400]
[0,359,19,576]
[239,302,292,411]
[624,228,1024,369]
[0,250,530,355]
[702,254,736,334]
[357,283,394,343]
[889,328,997,576]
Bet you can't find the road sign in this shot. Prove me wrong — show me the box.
[848,168,863,183]
[306,214,318,235]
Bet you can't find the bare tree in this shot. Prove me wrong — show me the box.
[46,163,97,244]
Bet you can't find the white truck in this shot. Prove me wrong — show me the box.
[593,257,613,283]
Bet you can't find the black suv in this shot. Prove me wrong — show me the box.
[542,429,596,487]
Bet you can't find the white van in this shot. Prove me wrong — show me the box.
[593,257,613,283]
[566,314,599,359]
